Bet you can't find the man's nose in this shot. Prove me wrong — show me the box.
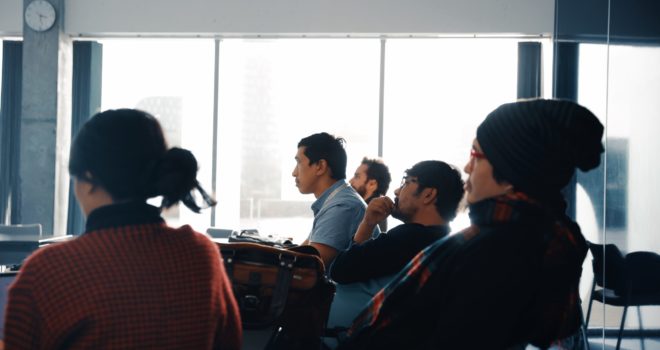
[464,160,472,173]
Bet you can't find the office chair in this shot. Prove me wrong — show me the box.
[206,227,237,239]
[585,242,660,350]
[0,240,40,266]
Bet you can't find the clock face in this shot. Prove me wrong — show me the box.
[25,0,57,32]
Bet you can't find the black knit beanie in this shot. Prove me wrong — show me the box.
[476,99,604,201]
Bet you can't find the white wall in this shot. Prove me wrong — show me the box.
[0,0,22,36]
[2,0,555,37]
[39,0,553,37]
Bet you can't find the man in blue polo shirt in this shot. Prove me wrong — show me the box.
[292,132,380,267]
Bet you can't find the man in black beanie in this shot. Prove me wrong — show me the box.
[338,99,603,350]
[475,99,603,208]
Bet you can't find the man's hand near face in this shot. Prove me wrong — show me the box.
[354,196,393,243]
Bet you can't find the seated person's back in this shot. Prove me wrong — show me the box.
[3,109,241,349]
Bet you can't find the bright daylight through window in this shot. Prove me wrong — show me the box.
[99,37,551,242]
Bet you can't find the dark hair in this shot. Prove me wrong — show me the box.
[362,157,391,196]
[491,167,508,185]
[406,160,464,221]
[69,109,215,213]
[297,132,347,180]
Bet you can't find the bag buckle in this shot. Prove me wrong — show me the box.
[278,253,296,269]
[243,294,260,311]
[223,250,236,264]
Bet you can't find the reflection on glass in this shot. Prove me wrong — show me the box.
[100,39,216,232]
[607,45,660,254]
[575,43,608,329]
[577,43,608,244]
[578,43,660,331]
[578,43,660,250]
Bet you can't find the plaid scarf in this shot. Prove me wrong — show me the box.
[344,192,587,349]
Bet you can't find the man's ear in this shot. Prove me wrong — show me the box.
[315,159,329,176]
[421,187,438,205]
[83,171,99,193]
[501,182,514,194]
[366,179,378,193]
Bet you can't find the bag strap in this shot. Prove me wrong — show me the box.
[223,250,236,278]
[223,247,299,328]
[319,182,350,212]
[268,253,297,322]
[239,253,296,328]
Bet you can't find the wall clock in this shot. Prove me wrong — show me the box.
[25,0,57,32]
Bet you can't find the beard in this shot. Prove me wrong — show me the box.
[353,183,367,199]
[391,198,411,222]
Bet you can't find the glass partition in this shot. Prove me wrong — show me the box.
[562,1,660,346]
[602,43,660,334]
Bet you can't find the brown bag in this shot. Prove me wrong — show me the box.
[217,242,335,342]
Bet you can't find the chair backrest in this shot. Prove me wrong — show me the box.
[206,227,237,239]
[0,240,40,265]
[1,271,19,336]
[624,251,660,294]
[0,224,42,238]
[588,242,626,293]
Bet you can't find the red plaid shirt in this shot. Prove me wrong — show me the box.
[4,202,241,349]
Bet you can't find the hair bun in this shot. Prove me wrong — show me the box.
[153,147,199,208]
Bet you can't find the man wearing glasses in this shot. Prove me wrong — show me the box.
[293,132,380,268]
[326,160,464,333]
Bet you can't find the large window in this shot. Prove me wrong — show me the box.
[99,37,550,242]
[100,39,216,232]
[216,39,381,242]
[383,38,552,230]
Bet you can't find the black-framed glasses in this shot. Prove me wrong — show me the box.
[399,175,419,188]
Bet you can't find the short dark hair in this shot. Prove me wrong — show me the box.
[69,109,215,213]
[362,157,391,196]
[297,132,347,180]
[406,160,464,221]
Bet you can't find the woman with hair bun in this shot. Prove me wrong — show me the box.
[4,109,241,349]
